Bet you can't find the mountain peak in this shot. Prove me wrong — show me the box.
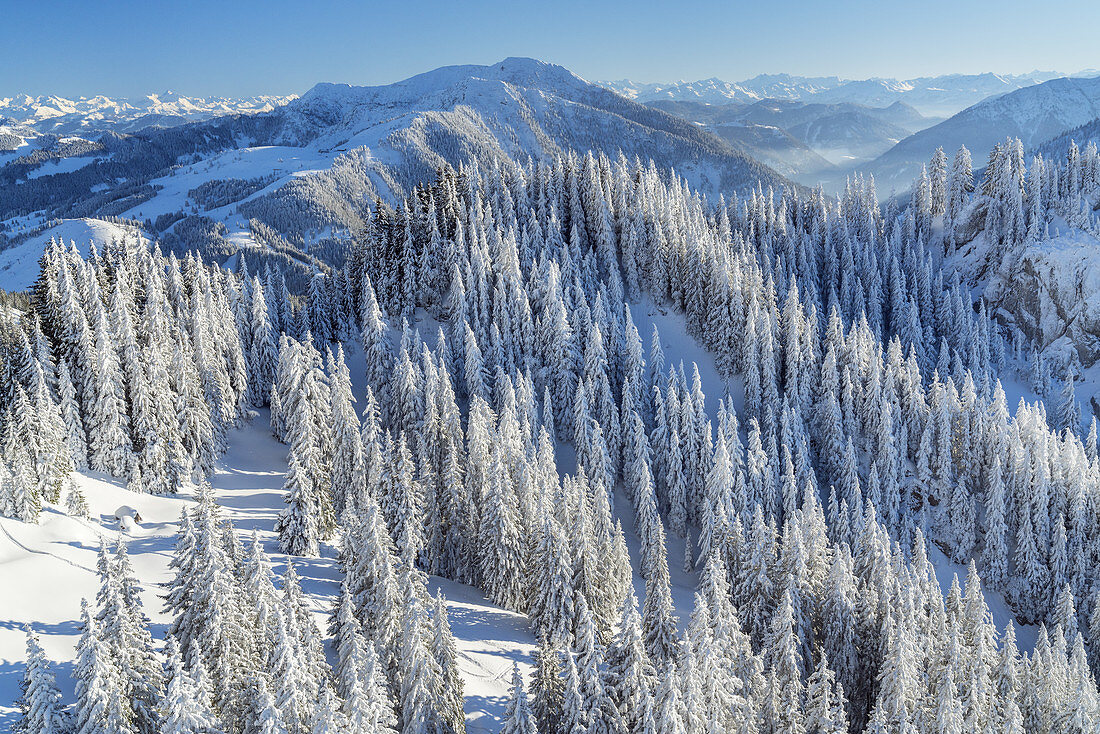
[296,58,591,115]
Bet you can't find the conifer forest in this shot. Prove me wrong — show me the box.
[4,25,1100,734]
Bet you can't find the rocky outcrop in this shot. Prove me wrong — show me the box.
[962,227,1100,369]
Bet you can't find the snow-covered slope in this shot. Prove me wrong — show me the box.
[0,218,148,291]
[0,58,793,277]
[865,75,1100,192]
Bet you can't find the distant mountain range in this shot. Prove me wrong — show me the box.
[600,74,844,105]
[0,91,297,136]
[7,58,1100,270]
[620,69,1100,194]
[0,58,792,271]
[601,70,1098,118]
[643,98,935,185]
[857,74,1100,192]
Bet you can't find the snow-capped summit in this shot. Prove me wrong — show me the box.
[293,57,591,119]
[0,91,297,136]
[269,56,790,199]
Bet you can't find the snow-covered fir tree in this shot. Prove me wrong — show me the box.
[10,133,1100,734]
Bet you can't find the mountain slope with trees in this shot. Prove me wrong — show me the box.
[5,129,1100,732]
[0,59,792,270]
[863,75,1100,192]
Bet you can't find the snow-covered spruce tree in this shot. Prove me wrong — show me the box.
[246,675,288,734]
[345,641,398,734]
[605,592,656,730]
[1056,374,1082,435]
[280,561,328,701]
[501,661,538,734]
[95,541,163,734]
[389,432,424,567]
[396,565,441,734]
[327,344,362,520]
[247,276,279,407]
[477,446,526,610]
[980,455,1009,588]
[14,626,68,734]
[340,492,403,674]
[241,530,282,667]
[277,365,325,556]
[530,632,565,733]
[573,594,624,733]
[166,485,259,730]
[309,683,348,734]
[56,356,88,469]
[73,602,134,734]
[804,650,849,734]
[161,636,220,734]
[269,613,313,734]
[430,591,466,734]
[330,577,367,701]
[529,513,575,644]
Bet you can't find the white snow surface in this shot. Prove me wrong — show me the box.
[0,306,704,731]
[0,219,148,292]
[0,302,1035,729]
[21,155,102,180]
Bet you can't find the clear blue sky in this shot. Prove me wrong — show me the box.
[3,0,1097,97]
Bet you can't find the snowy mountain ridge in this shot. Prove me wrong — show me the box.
[0,57,792,274]
[862,74,1100,191]
[0,91,297,135]
[602,69,1087,117]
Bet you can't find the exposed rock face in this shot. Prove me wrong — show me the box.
[959,226,1100,369]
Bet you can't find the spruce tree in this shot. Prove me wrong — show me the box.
[161,636,220,734]
[605,592,656,730]
[530,632,564,733]
[804,650,848,734]
[502,662,538,734]
[73,603,134,734]
[15,626,68,734]
[431,592,466,734]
